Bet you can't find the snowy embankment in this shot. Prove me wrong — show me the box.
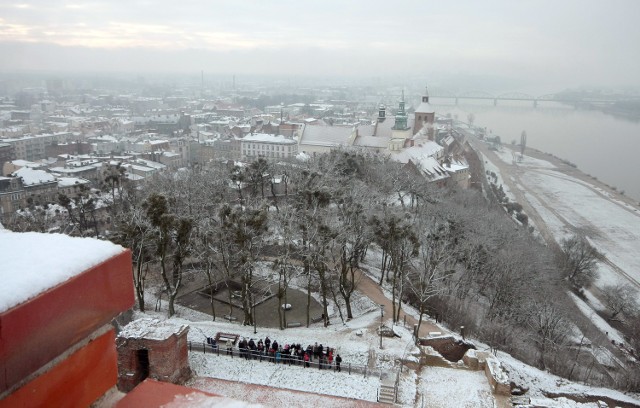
[479,150,515,202]
[568,292,625,346]
[499,349,640,407]
[485,146,640,289]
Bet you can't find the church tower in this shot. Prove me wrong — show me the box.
[389,90,412,150]
[413,85,435,139]
[392,90,409,131]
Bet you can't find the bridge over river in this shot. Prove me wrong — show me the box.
[426,90,620,107]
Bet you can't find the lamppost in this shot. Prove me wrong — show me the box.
[379,304,385,349]
[253,302,257,334]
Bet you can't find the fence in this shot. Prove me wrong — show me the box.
[187,341,388,380]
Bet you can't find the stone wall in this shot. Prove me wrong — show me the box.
[117,321,191,392]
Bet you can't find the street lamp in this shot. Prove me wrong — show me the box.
[379,304,385,349]
[252,304,257,334]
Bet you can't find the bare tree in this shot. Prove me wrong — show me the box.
[560,235,601,288]
[528,301,571,370]
[408,221,455,334]
[601,284,639,322]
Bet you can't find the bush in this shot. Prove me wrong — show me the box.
[516,212,528,225]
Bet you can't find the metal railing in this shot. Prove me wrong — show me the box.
[187,341,388,379]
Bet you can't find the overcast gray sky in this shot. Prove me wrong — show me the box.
[1,0,639,91]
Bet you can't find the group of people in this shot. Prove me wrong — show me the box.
[224,336,342,371]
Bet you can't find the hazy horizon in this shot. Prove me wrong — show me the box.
[1,0,639,93]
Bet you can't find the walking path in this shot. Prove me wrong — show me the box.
[355,269,448,338]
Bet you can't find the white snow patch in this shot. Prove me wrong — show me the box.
[0,230,124,312]
[568,292,625,345]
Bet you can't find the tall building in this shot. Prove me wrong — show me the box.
[413,86,436,139]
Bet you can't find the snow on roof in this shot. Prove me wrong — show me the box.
[134,158,167,169]
[12,167,56,185]
[415,101,435,114]
[299,125,353,147]
[125,172,144,180]
[49,166,97,174]
[128,164,156,172]
[57,177,90,187]
[119,318,188,340]
[353,135,388,149]
[0,231,124,312]
[443,160,469,172]
[10,159,42,168]
[391,142,443,164]
[89,135,119,142]
[242,133,297,144]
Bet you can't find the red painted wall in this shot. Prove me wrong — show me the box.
[0,250,134,394]
[0,329,118,408]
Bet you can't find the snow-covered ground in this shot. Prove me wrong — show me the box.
[418,366,495,408]
[499,349,639,407]
[569,292,625,345]
[488,147,640,289]
[520,168,640,287]
[135,273,640,408]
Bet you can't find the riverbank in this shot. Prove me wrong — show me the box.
[462,127,640,290]
[516,145,640,210]
[436,102,640,200]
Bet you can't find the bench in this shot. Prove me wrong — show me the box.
[215,332,239,344]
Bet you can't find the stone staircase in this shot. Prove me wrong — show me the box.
[378,381,396,405]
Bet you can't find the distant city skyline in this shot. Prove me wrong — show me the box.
[1,0,639,92]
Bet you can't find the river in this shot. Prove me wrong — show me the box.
[431,99,640,201]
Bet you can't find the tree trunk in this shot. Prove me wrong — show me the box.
[241,273,253,325]
[318,267,330,327]
[417,306,425,337]
[134,260,146,312]
[277,272,284,330]
[305,257,311,328]
[206,265,216,321]
[378,251,388,286]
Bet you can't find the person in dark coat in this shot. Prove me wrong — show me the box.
[336,354,342,372]
[265,336,271,351]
